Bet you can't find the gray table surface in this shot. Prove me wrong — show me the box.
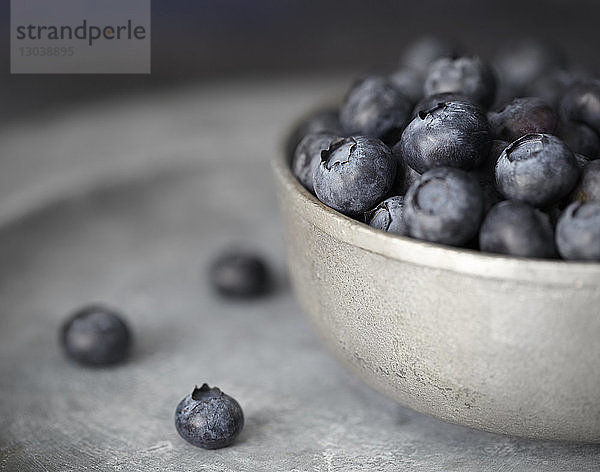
[0,76,598,471]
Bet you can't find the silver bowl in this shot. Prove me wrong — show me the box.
[272,146,600,442]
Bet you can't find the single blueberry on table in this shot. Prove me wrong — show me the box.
[61,304,131,366]
[571,160,600,203]
[488,97,556,142]
[556,202,600,261]
[424,56,497,108]
[400,100,491,173]
[292,133,340,194]
[339,77,412,145]
[404,167,484,246]
[366,196,407,236]
[479,200,557,258]
[495,133,580,207]
[286,107,342,159]
[175,384,244,449]
[556,120,600,159]
[210,251,270,298]
[313,136,396,216]
[400,36,456,75]
[559,80,600,135]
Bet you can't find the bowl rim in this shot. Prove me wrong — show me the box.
[273,143,600,287]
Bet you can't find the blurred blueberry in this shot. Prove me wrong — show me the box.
[292,133,340,193]
[400,100,491,173]
[424,56,497,108]
[556,202,600,261]
[556,120,600,159]
[495,133,579,207]
[488,97,556,142]
[286,107,342,158]
[400,36,456,75]
[389,67,423,104]
[314,136,396,216]
[526,68,589,109]
[61,304,131,366]
[571,160,600,203]
[560,80,600,136]
[210,251,270,298]
[404,167,484,246]
[494,39,565,99]
[367,196,407,236]
[479,200,556,258]
[339,76,412,145]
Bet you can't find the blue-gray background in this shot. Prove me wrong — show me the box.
[0,0,599,120]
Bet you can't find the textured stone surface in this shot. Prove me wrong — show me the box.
[0,77,599,470]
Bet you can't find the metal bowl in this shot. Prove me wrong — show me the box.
[272,147,600,442]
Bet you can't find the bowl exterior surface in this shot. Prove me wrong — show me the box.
[273,152,600,442]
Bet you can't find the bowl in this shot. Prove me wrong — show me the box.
[272,143,600,442]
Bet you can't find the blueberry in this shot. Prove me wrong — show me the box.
[424,56,497,108]
[339,77,412,144]
[471,139,509,210]
[404,167,484,246]
[313,136,396,216]
[175,384,244,450]
[210,251,270,298]
[286,107,342,159]
[292,133,340,193]
[61,304,131,366]
[389,67,424,104]
[571,160,600,203]
[411,92,474,119]
[556,202,600,261]
[488,97,556,142]
[389,143,418,195]
[556,120,600,159]
[479,201,557,258]
[400,100,491,173]
[366,196,407,236]
[560,80,600,135]
[494,40,565,98]
[526,69,588,110]
[495,133,580,207]
[400,36,456,75]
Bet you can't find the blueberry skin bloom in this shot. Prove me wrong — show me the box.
[175,384,244,449]
[488,97,556,142]
[400,100,491,173]
[313,136,396,216]
[210,251,270,298]
[560,80,600,135]
[495,134,580,207]
[424,56,497,108]
[61,304,131,366]
[556,202,600,261]
[292,133,339,193]
[479,201,556,258]
[404,167,484,246]
[367,196,407,236]
[556,120,600,159]
[339,77,412,144]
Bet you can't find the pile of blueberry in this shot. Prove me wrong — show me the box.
[291,38,600,261]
